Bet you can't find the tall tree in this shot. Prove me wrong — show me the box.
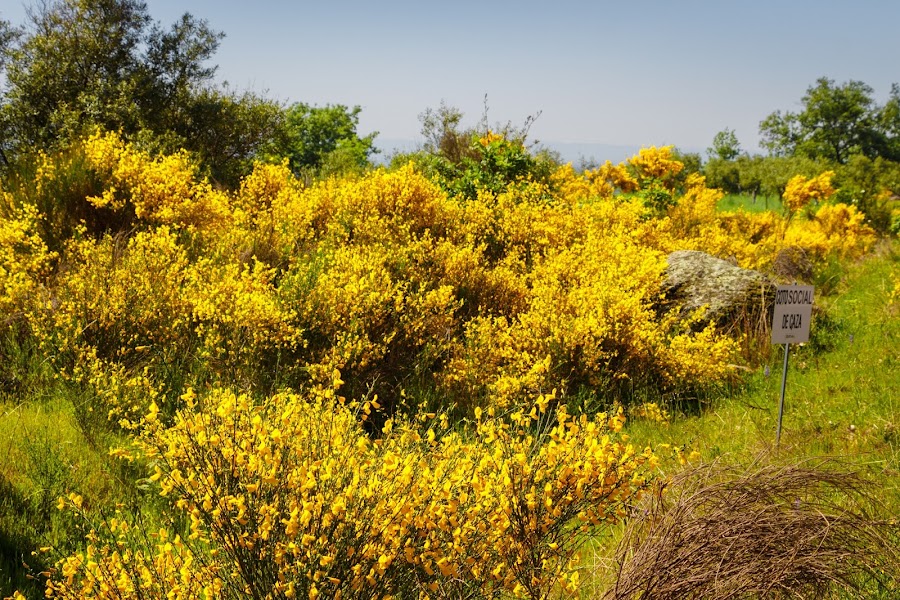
[0,16,19,72]
[0,0,282,185]
[274,102,378,177]
[180,87,285,186]
[2,0,161,148]
[140,12,223,130]
[758,110,799,158]
[708,128,742,161]
[0,17,22,165]
[878,83,900,162]
[759,77,886,164]
[704,158,741,194]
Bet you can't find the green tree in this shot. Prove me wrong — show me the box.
[759,77,886,164]
[405,102,557,202]
[835,154,900,232]
[0,16,18,71]
[174,87,285,186]
[878,83,900,161]
[758,155,825,200]
[704,157,741,194]
[0,0,283,186]
[2,0,182,148]
[736,155,764,201]
[141,13,222,124]
[758,110,800,158]
[672,147,702,193]
[0,17,21,166]
[705,154,779,202]
[273,102,378,178]
[708,128,741,161]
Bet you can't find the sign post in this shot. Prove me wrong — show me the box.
[771,284,814,446]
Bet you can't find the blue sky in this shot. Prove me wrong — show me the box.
[3,0,900,161]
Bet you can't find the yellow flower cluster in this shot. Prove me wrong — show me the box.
[45,508,222,600]
[783,202,875,259]
[640,171,871,272]
[187,257,301,368]
[0,199,55,318]
[668,173,722,227]
[627,145,684,184]
[440,221,728,407]
[222,159,736,406]
[48,387,652,599]
[550,161,639,202]
[82,131,232,230]
[478,130,507,147]
[28,224,303,425]
[553,159,870,273]
[783,171,836,213]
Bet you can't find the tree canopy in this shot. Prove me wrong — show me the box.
[708,128,742,161]
[759,77,898,164]
[0,0,284,185]
[272,102,378,178]
[2,0,213,148]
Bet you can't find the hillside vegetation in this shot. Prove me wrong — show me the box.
[2,1,900,597]
[0,129,894,598]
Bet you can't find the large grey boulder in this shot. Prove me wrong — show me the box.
[661,250,776,331]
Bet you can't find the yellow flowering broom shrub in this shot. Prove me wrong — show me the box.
[783,171,836,214]
[47,386,653,599]
[8,132,877,426]
[0,199,56,319]
[549,161,638,202]
[638,167,871,272]
[442,227,693,408]
[627,146,684,185]
[228,161,312,269]
[40,228,193,363]
[82,131,232,231]
[783,202,876,260]
[2,146,110,254]
[185,257,302,384]
[33,225,303,423]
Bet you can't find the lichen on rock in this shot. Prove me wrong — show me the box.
[662,250,776,332]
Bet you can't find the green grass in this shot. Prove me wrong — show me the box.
[717,193,784,213]
[629,241,899,472]
[0,381,156,598]
[608,242,900,597]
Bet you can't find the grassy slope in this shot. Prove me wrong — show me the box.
[629,242,900,514]
[652,241,900,452]
[0,378,140,596]
[628,238,900,497]
[586,241,899,598]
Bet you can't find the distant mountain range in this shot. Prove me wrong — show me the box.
[374,138,652,168]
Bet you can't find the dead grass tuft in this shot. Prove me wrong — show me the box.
[607,458,900,599]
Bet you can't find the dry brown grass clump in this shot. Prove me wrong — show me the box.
[607,459,899,599]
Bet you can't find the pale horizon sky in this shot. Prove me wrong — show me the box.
[3,0,900,161]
